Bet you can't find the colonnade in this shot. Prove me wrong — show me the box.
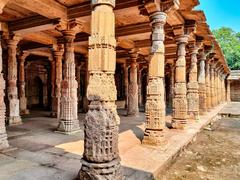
[0,0,229,179]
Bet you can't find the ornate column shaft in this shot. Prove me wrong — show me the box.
[124,64,129,109]
[169,64,175,109]
[172,35,189,129]
[214,69,218,105]
[127,53,139,116]
[198,50,207,114]
[0,32,9,150]
[205,61,211,110]
[138,66,142,107]
[79,1,122,179]
[210,63,215,107]
[57,30,80,133]
[143,12,167,145]
[187,44,199,120]
[18,52,29,115]
[7,35,22,125]
[76,62,84,111]
[50,60,56,112]
[51,49,63,119]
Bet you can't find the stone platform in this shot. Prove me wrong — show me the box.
[0,104,227,180]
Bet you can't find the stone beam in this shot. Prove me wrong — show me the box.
[8,16,60,34]
[23,32,57,45]
[0,0,10,13]
[9,0,67,19]
[68,0,139,19]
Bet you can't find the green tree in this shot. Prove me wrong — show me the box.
[213,27,240,70]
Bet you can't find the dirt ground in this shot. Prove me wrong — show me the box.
[159,117,240,180]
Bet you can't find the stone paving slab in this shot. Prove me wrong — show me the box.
[219,102,240,116]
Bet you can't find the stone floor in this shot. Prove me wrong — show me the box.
[0,103,228,180]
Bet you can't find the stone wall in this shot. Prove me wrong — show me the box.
[230,81,240,102]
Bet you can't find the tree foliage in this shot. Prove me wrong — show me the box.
[213,27,240,70]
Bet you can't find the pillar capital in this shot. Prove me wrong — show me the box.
[92,0,115,8]
[7,34,21,47]
[139,0,180,15]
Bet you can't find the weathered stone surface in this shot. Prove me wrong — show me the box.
[172,35,188,129]
[198,51,207,114]
[58,31,80,133]
[143,11,167,146]
[79,1,122,179]
[187,44,199,120]
[0,33,9,150]
[7,35,22,126]
[127,54,139,116]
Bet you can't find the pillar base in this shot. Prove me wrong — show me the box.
[20,109,29,115]
[0,133,9,151]
[50,112,57,118]
[8,116,22,126]
[127,109,139,117]
[57,119,80,134]
[79,158,122,180]
[188,112,199,121]
[142,129,167,147]
[171,119,187,129]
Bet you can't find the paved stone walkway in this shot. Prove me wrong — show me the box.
[219,102,240,117]
[0,103,229,180]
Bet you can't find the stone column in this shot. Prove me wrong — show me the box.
[50,60,56,113]
[169,64,175,109]
[187,44,199,120]
[18,52,29,115]
[172,35,189,129]
[51,48,63,119]
[124,64,129,109]
[198,50,207,114]
[82,60,89,113]
[138,66,142,107]
[210,63,215,107]
[0,32,9,150]
[142,12,167,146]
[214,69,218,105]
[205,61,211,111]
[79,1,122,179]
[57,30,80,133]
[7,35,22,125]
[76,62,84,111]
[127,52,139,116]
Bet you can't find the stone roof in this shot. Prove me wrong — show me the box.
[228,70,240,80]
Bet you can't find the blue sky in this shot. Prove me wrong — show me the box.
[196,0,240,32]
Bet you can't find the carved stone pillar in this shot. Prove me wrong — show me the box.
[214,69,218,105]
[198,50,207,114]
[169,64,175,109]
[0,32,9,150]
[127,53,139,116]
[76,62,84,111]
[205,61,211,111]
[82,60,89,113]
[187,44,199,120]
[51,49,63,119]
[50,60,56,113]
[138,66,142,107]
[57,30,80,133]
[79,1,122,179]
[142,12,167,146]
[18,52,29,115]
[210,63,215,107]
[172,35,189,129]
[124,64,129,109]
[7,35,22,125]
